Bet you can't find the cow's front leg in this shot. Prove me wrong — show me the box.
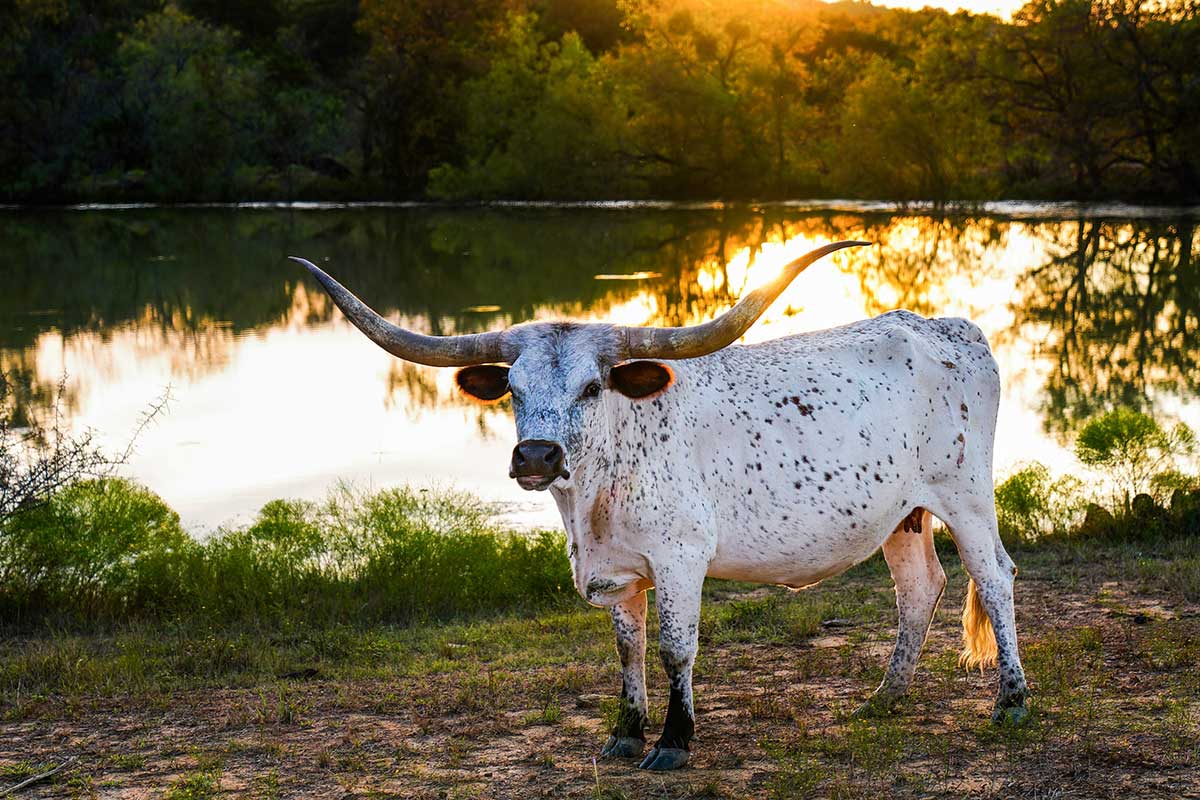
[600,591,649,759]
[640,570,703,771]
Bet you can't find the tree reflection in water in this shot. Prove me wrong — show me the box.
[1015,218,1200,438]
[2,206,1197,457]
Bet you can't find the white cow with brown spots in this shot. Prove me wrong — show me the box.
[291,241,1029,772]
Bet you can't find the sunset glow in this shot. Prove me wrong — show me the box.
[853,0,1026,18]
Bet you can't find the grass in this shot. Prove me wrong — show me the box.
[1,538,1197,797]
[0,478,574,627]
[2,475,1200,796]
[163,770,220,800]
[4,466,1198,631]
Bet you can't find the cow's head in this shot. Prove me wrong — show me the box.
[290,240,866,492]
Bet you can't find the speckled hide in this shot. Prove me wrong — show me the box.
[533,310,986,602]
[498,309,1028,766]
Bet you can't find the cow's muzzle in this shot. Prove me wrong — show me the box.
[509,439,569,491]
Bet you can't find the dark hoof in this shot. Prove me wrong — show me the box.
[992,703,1030,726]
[638,746,689,771]
[599,735,644,759]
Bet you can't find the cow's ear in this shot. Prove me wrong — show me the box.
[610,360,674,399]
[455,365,511,403]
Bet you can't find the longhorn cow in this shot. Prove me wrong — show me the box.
[290,241,1029,771]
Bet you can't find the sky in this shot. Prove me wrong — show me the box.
[845,0,1025,18]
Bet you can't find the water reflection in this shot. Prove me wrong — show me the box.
[1014,219,1200,438]
[1,206,1197,530]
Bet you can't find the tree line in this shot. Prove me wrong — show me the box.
[2,0,1198,204]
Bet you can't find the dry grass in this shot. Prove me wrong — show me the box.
[1,540,1197,798]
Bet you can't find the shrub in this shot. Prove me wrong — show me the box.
[324,484,572,621]
[994,462,1086,542]
[0,479,194,620]
[1075,408,1195,512]
[0,479,573,627]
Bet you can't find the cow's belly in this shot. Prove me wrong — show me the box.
[691,353,932,587]
[700,429,925,587]
[705,464,923,586]
[706,518,888,588]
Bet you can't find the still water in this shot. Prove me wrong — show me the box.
[2,202,1198,532]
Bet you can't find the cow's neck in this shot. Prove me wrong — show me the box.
[550,447,616,540]
[550,396,655,542]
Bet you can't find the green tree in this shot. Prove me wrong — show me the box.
[1075,408,1196,511]
[976,0,1200,199]
[118,4,268,199]
[833,50,1001,200]
[611,2,781,197]
[356,0,507,195]
[428,14,635,199]
[0,0,158,200]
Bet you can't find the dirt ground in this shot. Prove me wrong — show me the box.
[3,555,1198,799]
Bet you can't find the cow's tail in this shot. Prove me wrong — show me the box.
[959,578,998,670]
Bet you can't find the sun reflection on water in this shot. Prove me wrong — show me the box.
[4,208,1197,531]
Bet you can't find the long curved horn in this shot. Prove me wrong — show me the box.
[620,240,869,359]
[290,257,506,367]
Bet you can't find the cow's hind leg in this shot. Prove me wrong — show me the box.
[600,591,649,759]
[938,501,1030,724]
[858,508,946,716]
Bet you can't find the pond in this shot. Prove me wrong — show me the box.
[2,202,1198,532]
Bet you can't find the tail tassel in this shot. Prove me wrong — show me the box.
[960,578,998,671]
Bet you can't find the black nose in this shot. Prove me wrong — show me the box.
[510,439,566,477]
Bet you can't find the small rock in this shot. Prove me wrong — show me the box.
[279,667,320,680]
[821,618,854,629]
[1078,503,1115,537]
[1131,493,1159,518]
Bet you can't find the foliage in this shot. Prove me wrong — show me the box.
[0,479,194,620]
[989,409,1200,542]
[0,479,574,626]
[0,374,112,522]
[994,462,1086,542]
[976,0,1200,198]
[1074,408,1195,511]
[117,6,267,199]
[355,0,508,195]
[3,0,1199,202]
[428,15,637,199]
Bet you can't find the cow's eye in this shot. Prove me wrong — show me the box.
[581,381,602,400]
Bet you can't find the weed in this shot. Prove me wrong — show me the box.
[0,761,44,779]
[253,769,282,800]
[761,739,822,798]
[524,697,562,725]
[108,752,145,769]
[444,736,470,768]
[591,756,628,800]
[163,770,219,800]
[254,685,307,725]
